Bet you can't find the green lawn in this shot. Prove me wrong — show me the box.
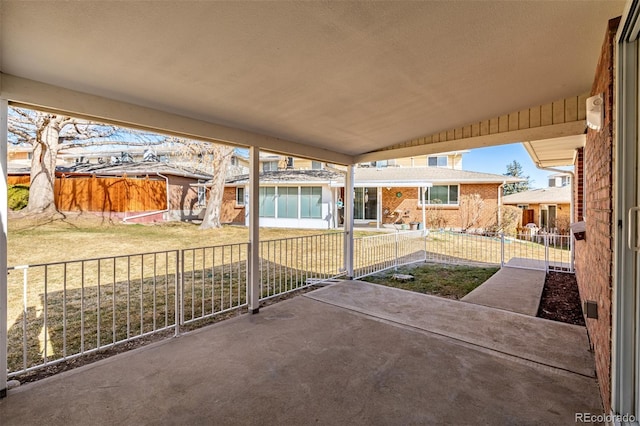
[360,264,499,300]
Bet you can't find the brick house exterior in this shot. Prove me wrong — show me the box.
[223,168,519,230]
[573,17,619,412]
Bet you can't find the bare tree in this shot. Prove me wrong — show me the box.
[164,136,236,229]
[199,144,234,229]
[8,108,116,214]
[458,194,485,232]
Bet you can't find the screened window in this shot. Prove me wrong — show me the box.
[427,156,448,168]
[311,161,323,170]
[197,183,206,206]
[277,187,298,219]
[236,187,245,206]
[263,161,279,172]
[421,185,459,205]
[300,187,322,218]
[259,187,276,217]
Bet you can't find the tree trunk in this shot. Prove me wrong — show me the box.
[200,145,234,230]
[26,115,63,214]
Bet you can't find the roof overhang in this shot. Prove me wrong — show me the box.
[0,2,625,163]
[523,135,586,168]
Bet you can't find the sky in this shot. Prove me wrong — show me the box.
[462,143,572,189]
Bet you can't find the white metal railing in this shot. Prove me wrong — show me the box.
[7,250,180,378]
[424,230,573,272]
[259,232,346,299]
[6,233,346,378]
[6,228,571,378]
[354,230,425,278]
[180,243,249,326]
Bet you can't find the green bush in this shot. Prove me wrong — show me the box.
[8,184,29,210]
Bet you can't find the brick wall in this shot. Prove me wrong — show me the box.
[574,17,619,412]
[575,148,585,221]
[221,186,245,224]
[380,183,500,229]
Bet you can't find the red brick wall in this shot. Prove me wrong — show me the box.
[575,148,585,221]
[221,186,245,224]
[380,183,500,229]
[574,17,619,412]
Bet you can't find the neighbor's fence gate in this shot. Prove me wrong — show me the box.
[6,232,346,378]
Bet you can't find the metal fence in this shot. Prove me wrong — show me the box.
[259,232,345,299]
[7,250,180,378]
[354,230,425,278]
[6,229,570,377]
[425,230,573,272]
[6,232,346,378]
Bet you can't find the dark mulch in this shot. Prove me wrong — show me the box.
[537,272,585,326]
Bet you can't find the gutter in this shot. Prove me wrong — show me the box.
[123,173,170,223]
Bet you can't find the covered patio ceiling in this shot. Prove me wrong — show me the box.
[0,1,626,164]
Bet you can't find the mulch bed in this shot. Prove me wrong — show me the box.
[537,272,585,326]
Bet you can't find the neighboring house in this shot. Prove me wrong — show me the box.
[222,167,520,230]
[502,186,572,232]
[8,162,212,223]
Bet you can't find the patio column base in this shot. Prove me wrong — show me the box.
[250,308,260,315]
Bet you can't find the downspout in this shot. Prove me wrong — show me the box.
[122,173,170,223]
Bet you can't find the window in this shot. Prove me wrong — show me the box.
[277,187,298,218]
[197,181,207,206]
[300,187,322,218]
[235,187,245,206]
[286,157,294,169]
[311,161,323,170]
[259,187,276,217]
[263,161,279,172]
[427,156,448,168]
[421,185,459,205]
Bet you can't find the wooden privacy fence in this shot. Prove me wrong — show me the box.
[55,176,167,212]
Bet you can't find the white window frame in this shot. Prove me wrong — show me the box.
[419,184,459,206]
[235,187,245,207]
[427,155,448,168]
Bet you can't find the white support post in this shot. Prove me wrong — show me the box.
[422,187,427,236]
[376,187,381,229]
[1,98,8,398]
[248,146,260,314]
[344,165,355,279]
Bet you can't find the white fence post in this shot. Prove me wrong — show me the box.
[174,252,180,337]
[500,233,505,267]
[544,233,550,272]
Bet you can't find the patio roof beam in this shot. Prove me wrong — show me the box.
[354,121,586,164]
[0,74,353,166]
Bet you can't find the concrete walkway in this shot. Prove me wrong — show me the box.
[460,263,546,316]
[0,281,602,425]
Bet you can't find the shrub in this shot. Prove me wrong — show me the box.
[8,184,29,210]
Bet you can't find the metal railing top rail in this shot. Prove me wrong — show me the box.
[7,248,182,270]
[256,230,345,245]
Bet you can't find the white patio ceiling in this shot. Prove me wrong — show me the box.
[0,1,626,164]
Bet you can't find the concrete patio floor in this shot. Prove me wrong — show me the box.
[0,280,602,425]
